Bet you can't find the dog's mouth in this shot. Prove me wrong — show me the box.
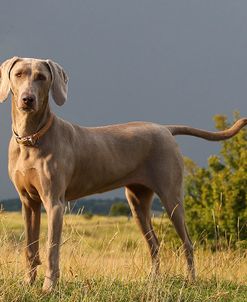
[18,106,35,112]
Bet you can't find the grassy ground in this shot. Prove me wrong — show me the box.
[0,212,246,301]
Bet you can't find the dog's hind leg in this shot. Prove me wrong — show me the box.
[125,184,160,275]
[159,188,195,281]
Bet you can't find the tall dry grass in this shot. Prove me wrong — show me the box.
[0,212,246,301]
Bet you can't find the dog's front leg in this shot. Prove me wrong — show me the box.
[21,198,42,285]
[42,199,65,293]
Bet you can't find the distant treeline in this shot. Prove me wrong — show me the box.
[0,197,164,215]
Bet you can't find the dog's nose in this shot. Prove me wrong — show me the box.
[22,94,36,104]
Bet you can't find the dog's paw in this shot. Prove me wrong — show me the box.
[24,269,37,286]
[42,275,59,293]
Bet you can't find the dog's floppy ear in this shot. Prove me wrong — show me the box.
[46,60,68,106]
[0,56,19,102]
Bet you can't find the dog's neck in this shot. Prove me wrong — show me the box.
[11,95,52,137]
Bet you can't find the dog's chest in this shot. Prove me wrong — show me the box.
[10,146,40,173]
[9,145,44,195]
[14,168,42,198]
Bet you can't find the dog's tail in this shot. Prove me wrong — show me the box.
[167,118,247,141]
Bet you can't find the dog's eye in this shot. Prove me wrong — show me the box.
[15,72,22,78]
[35,74,46,81]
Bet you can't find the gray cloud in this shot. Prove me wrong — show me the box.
[0,0,246,199]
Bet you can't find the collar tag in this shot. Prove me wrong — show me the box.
[15,135,37,146]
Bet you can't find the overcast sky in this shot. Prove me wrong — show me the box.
[0,1,246,199]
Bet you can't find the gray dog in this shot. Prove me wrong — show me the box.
[0,57,246,292]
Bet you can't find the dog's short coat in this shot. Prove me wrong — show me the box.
[0,57,246,292]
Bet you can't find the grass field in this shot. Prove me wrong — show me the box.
[0,212,246,301]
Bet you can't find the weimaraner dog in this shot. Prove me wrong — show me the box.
[0,57,246,292]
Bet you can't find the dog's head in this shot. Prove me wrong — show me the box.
[0,57,68,112]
